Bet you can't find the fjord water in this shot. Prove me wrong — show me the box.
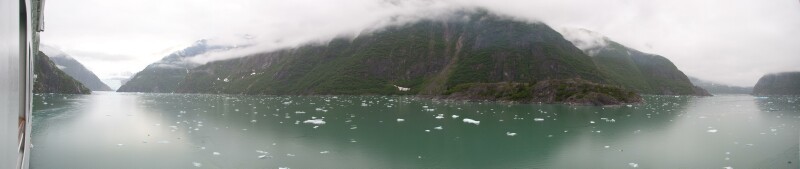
[31,92,799,168]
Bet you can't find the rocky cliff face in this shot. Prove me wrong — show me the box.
[561,29,709,96]
[33,51,91,94]
[752,72,800,95]
[175,10,606,95]
[40,45,112,91]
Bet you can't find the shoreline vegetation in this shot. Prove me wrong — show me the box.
[440,78,643,106]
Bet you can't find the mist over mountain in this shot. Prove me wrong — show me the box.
[40,45,112,91]
[752,72,800,95]
[688,76,752,94]
[117,39,237,93]
[561,29,710,96]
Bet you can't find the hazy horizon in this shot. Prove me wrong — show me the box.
[40,0,800,88]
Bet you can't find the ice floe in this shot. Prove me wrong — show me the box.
[628,162,639,168]
[463,118,480,125]
[304,119,326,125]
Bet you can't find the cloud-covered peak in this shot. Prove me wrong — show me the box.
[559,28,609,56]
[39,44,72,59]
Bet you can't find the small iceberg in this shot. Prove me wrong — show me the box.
[303,119,326,125]
[452,115,459,119]
[434,126,443,130]
[397,118,405,122]
[463,118,480,125]
[628,162,639,168]
[506,132,517,136]
[707,129,718,133]
[213,152,220,155]
[192,162,202,167]
[435,114,444,119]
[534,118,544,122]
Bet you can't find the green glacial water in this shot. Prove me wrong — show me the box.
[30,92,799,168]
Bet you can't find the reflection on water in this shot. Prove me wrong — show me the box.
[31,92,799,168]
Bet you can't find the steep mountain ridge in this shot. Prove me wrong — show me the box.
[175,10,607,95]
[561,29,709,96]
[752,72,800,95]
[117,39,232,93]
[40,45,112,91]
[33,51,91,94]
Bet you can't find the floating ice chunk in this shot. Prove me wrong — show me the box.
[589,121,595,124]
[192,162,202,167]
[279,167,290,169]
[506,132,517,136]
[534,118,544,122]
[213,152,221,155]
[424,130,431,132]
[286,153,295,157]
[434,126,443,130]
[258,155,267,159]
[604,146,610,148]
[463,118,480,125]
[320,151,329,154]
[397,118,405,122]
[435,114,444,119]
[117,143,124,146]
[251,120,257,123]
[295,111,305,114]
[723,167,732,169]
[452,115,459,119]
[628,162,638,168]
[707,129,718,133]
[303,119,326,125]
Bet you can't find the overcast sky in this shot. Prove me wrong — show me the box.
[41,0,800,88]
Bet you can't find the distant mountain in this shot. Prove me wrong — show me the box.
[40,45,112,91]
[752,72,800,95]
[117,39,231,93]
[562,29,710,96]
[175,10,610,96]
[33,51,91,94]
[688,76,752,94]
